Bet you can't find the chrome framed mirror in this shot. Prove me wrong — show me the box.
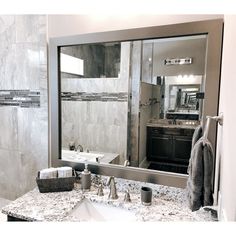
[49,19,223,188]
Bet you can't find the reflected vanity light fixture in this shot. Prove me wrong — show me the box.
[164,57,192,66]
[60,53,84,76]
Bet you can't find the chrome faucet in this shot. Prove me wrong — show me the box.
[124,160,130,167]
[173,117,177,125]
[75,144,83,152]
[106,176,118,199]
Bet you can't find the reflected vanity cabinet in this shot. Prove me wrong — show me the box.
[146,126,194,174]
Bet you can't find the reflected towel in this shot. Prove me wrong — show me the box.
[186,137,214,211]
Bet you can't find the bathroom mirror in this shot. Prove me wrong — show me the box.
[49,19,223,188]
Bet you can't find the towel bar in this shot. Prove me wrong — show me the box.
[206,113,223,126]
[203,113,223,141]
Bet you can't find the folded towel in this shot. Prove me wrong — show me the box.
[39,168,58,179]
[192,125,203,149]
[186,137,214,211]
[57,166,72,178]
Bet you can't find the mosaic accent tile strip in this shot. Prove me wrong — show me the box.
[61,92,128,102]
[0,90,40,108]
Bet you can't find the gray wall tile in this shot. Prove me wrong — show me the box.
[0,15,48,200]
[0,107,18,150]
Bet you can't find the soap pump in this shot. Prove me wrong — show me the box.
[81,162,91,190]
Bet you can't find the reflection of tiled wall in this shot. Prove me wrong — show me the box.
[61,92,128,102]
[0,90,40,107]
[61,42,130,165]
[62,101,128,163]
[61,43,120,78]
[0,15,48,200]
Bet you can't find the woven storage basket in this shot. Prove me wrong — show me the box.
[36,171,75,193]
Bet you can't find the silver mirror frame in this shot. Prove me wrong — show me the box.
[49,19,223,188]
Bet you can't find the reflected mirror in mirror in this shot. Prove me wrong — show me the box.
[59,34,207,175]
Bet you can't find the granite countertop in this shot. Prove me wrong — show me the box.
[146,123,197,130]
[146,119,198,130]
[1,176,216,222]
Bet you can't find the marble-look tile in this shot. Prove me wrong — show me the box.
[0,149,23,200]
[0,44,16,90]
[130,41,142,167]
[15,15,46,44]
[61,100,128,164]
[0,107,18,150]
[0,147,46,201]
[0,16,15,43]
[14,43,41,90]
[139,83,153,164]
[16,108,48,191]
[0,15,47,201]
[119,41,131,86]
[39,46,47,65]
[142,42,153,84]
[17,108,48,157]
[39,65,48,108]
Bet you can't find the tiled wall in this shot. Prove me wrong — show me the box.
[61,42,130,165]
[61,43,120,78]
[61,92,128,102]
[0,90,40,107]
[0,15,48,200]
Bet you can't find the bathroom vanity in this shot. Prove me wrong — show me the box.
[1,175,216,222]
[146,120,197,174]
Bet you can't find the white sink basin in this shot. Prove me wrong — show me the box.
[62,150,104,163]
[68,198,136,221]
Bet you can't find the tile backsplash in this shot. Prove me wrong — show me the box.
[61,92,128,102]
[0,90,40,108]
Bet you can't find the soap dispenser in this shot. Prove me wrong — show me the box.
[81,162,91,190]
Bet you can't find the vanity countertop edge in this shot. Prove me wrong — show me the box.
[1,175,216,222]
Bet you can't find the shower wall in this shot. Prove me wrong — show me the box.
[0,15,48,200]
[61,42,130,164]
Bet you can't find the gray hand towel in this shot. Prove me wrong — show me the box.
[186,137,214,211]
[192,125,203,149]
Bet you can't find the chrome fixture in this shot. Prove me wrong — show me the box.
[97,183,104,196]
[106,176,118,199]
[124,160,130,167]
[93,174,102,186]
[172,117,177,125]
[124,189,131,203]
[75,144,83,152]
[203,113,224,141]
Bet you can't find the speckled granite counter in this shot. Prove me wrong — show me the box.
[146,123,197,130]
[146,119,199,130]
[1,176,216,222]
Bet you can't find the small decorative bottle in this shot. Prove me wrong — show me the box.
[81,162,91,191]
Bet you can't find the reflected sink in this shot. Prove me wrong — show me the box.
[68,198,136,221]
[62,150,104,162]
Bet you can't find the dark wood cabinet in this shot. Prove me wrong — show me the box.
[172,135,193,164]
[147,126,194,174]
[148,134,172,161]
